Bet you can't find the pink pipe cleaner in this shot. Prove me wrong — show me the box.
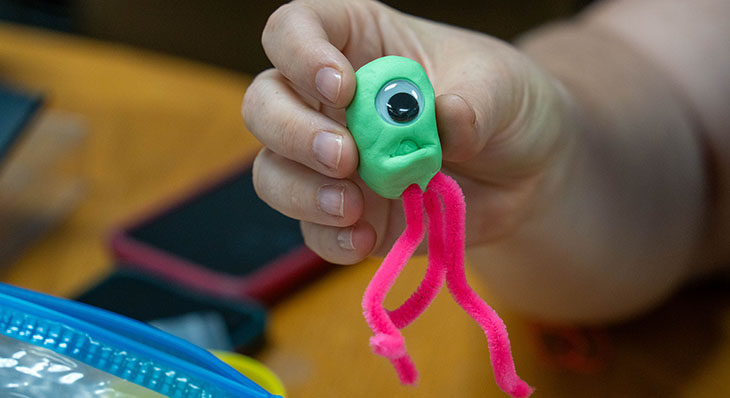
[362,172,534,397]
[387,186,446,329]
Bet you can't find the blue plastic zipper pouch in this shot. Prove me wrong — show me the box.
[0,283,280,398]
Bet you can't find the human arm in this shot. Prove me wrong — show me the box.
[472,0,729,322]
[242,0,730,322]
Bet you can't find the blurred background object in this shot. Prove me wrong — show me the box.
[0,0,71,32]
[0,84,86,269]
[0,0,593,74]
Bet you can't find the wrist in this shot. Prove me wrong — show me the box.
[468,23,705,323]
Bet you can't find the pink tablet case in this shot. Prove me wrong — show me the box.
[109,161,331,304]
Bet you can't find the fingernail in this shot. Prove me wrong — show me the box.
[317,184,345,218]
[337,227,356,250]
[313,131,342,170]
[315,67,342,104]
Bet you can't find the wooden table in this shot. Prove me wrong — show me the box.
[1,23,728,397]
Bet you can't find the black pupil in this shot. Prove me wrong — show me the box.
[386,92,419,123]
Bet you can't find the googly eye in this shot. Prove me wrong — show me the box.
[375,79,424,125]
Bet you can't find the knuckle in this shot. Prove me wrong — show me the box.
[251,149,272,205]
[285,182,306,214]
[262,3,298,50]
[300,221,322,256]
[242,70,280,139]
[241,89,256,127]
[279,113,312,159]
[251,148,282,216]
[253,150,310,220]
[242,76,265,131]
[309,233,340,263]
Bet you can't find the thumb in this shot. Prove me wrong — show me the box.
[433,48,564,182]
[434,48,528,164]
[435,92,481,163]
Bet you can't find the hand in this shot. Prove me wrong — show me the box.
[243,0,573,265]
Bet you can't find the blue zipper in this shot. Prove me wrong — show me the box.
[0,283,278,398]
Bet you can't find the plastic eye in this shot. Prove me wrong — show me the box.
[375,79,424,125]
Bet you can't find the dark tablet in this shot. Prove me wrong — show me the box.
[110,163,331,304]
[75,268,267,354]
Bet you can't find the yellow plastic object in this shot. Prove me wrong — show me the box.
[212,351,287,397]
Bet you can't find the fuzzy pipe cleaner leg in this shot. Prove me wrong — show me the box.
[362,184,425,384]
[429,171,534,398]
[362,172,532,396]
[388,186,447,329]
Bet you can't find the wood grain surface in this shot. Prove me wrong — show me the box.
[0,23,728,397]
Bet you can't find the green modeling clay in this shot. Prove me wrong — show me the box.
[346,56,442,198]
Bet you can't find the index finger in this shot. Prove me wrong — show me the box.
[262,0,357,108]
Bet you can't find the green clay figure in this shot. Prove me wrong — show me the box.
[346,56,442,199]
